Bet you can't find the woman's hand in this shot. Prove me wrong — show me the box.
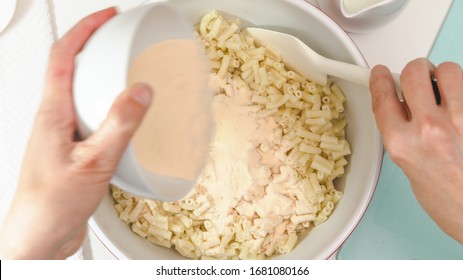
[370,58,463,243]
[0,8,153,259]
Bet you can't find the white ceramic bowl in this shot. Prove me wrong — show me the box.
[74,2,207,201]
[89,0,383,259]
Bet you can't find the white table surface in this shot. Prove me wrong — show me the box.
[50,0,453,260]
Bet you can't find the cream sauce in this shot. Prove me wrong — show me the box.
[127,39,212,181]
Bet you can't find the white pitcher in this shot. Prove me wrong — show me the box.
[317,0,409,33]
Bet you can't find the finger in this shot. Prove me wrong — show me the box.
[75,84,153,166]
[40,8,117,120]
[433,62,463,112]
[400,58,437,118]
[369,65,408,137]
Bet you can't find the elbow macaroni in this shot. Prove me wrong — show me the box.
[112,10,351,260]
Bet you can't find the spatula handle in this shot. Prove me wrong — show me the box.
[321,58,402,97]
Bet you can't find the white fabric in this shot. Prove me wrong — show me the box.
[0,0,54,225]
[0,0,81,258]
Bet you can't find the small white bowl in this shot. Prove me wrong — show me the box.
[0,0,16,33]
[74,2,206,201]
[317,0,409,33]
[89,0,383,259]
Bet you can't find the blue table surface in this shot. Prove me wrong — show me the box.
[338,0,463,259]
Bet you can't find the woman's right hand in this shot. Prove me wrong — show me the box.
[369,58,463,244]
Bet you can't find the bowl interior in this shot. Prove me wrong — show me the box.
[90,0,383,260]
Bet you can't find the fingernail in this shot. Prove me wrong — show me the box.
[102,6,118,14]
[371,65,383,74]
[370,65,387,79]
[130,83,152,107]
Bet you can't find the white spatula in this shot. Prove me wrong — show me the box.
[246,27,401,92]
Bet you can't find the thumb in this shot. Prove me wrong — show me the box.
[76,83,153,165]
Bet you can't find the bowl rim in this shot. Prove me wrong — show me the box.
[88,0,384,260]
